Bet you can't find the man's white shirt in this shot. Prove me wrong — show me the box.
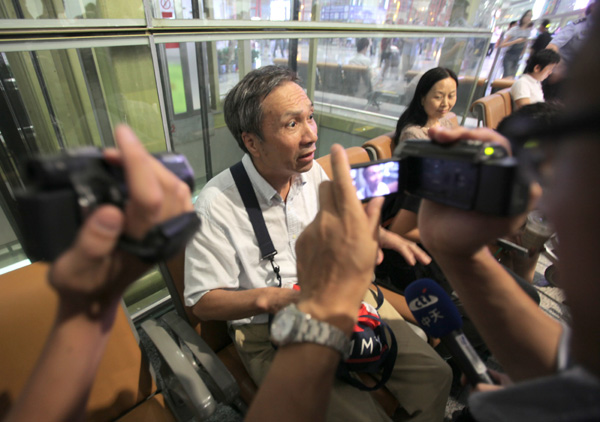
[184,153,328,326]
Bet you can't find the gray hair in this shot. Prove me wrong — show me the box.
[223,65,299,153]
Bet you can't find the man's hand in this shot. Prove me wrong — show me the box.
[296,144,383,333]
[378,227,431,266]
[49,125,193,318]
[418,126,539,259]
[256,287,301,314]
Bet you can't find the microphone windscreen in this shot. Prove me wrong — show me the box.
[404,278,463,338]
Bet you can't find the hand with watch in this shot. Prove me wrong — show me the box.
[249,145,384,422]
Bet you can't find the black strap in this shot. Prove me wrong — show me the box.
[230,161,282,286]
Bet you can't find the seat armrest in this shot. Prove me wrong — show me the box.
[160,311,242,408]
[140,319,217,420]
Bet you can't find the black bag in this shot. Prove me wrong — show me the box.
[336,285,398,391]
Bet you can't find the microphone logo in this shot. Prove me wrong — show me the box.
[408,293,439,312]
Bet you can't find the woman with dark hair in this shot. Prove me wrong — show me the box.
[500,10,533,78]
[392,67,458,153]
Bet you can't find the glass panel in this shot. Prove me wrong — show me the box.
[0,41,166,273]
[156,33,488,195]
[154,0,500,29]
[0,0,145,19]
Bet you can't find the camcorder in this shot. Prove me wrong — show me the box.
[15,147,198,262]
[351,139,529,216]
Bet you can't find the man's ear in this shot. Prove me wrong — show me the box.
[534,64,542,73]
[242,132,261,158]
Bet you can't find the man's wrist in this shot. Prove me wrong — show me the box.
[296,300,357,336]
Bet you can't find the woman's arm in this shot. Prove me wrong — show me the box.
[514,97,531,109]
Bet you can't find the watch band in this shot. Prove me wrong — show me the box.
[271,304,351,360]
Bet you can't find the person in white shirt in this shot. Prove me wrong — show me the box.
[184,65,452,422]
[511,48,560,109]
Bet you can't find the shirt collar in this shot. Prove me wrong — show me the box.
[241,154,308,203]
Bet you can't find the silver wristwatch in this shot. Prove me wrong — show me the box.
[270,304,351,360]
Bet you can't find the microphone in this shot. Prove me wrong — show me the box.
[404,278,495,386]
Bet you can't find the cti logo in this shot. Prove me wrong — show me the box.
[408,288,439,311]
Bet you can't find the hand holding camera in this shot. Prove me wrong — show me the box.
[39,126,197,315]
[16,125,199,263]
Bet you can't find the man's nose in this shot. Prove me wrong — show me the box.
[303,121,318,142]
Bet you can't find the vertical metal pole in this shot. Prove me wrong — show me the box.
[193,0,213,180]
[149,36,173,152]
[195,42,214,181]
[288,0,301,72]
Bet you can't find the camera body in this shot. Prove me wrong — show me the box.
[351,140,529,216]
[15,147,195,262]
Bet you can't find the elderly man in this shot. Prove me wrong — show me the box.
[184,65,451,421]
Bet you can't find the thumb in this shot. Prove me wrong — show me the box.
[69,206,124,262]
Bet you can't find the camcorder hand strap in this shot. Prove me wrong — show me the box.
[230,161,282,287]
[118,211,200,263]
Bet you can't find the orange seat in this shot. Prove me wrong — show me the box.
[316,146,370,178]
[470,92,509,130]
[0,263,175,421]
[362,133,394,160]
[491,78,515,93]
[496,88,513,116]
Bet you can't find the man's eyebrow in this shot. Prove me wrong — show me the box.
[280,102,314,119]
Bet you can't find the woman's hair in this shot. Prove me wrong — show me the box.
[392,67,458,147]
[519,10,532,26]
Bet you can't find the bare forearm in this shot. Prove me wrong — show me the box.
[246,343,340,422]
[433,248,562,381]
[5,305,117,422]
[193,288,298,321]
[514,98,530,109]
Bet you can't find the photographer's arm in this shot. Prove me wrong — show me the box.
[419,126,563,382]
[4,126,193,422]
[246,144,383,422]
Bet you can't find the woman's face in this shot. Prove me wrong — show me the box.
[522,11,532,26]
[421,77,457,122]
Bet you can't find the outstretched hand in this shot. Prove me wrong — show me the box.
[49,125,193,318]
[296,144,383,333]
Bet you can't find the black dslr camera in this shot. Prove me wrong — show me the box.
[15,147,199,262]
[352,140,529,216]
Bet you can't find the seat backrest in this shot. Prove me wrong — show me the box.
[165,251,232,353]
[317,62,344,94]
[0,263,172,422]
[342,64,372,96]
[491,78,515,93]
[362,133,394,160]
[496,88,513,116]
[470,93,507,130]
[316,146,370,178]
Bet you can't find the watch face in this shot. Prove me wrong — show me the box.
[271,307,299,344]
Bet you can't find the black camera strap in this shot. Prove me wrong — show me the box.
[230,161,282,287]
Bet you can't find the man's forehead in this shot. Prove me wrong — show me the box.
[262,82,313,115]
